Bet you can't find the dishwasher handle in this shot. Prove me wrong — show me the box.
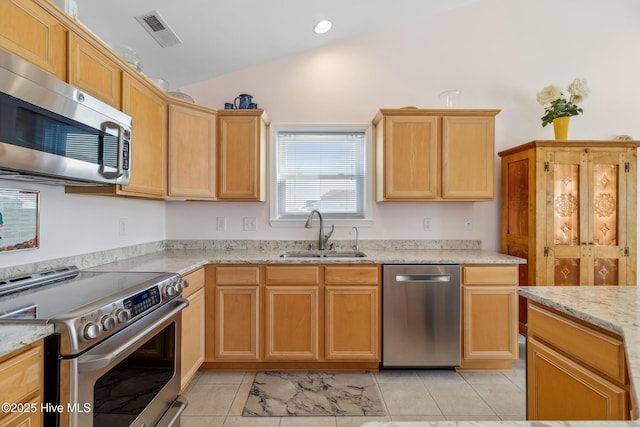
[395,274,451,283]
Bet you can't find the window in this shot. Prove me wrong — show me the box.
[271,126,369,223]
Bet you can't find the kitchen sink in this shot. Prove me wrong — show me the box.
[323,251,367,258]
[278,251,322,258]
[278,250,367,258]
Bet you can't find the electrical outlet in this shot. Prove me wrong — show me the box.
[118,218,128,236]
[423,218,432,231]
[243,217,257,231]
[464,218,473,231]
[216,217,226,231]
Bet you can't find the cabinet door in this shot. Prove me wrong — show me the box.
[378,115,438,200]
[67,32,121,108]
[460,265,519,369]
[441,116,494,200]
[217,111,266,201]
[264,286,319,360]
[325,286,378,360]
[462,285,518,361]
[120,73,167,198]
[0,0,66,80]
[180,287,204,391]
[168,103,216,199]
[527,337,628,420]
[213,286,260,361]
[545,149,631,285]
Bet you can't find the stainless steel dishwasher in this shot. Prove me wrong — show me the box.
[382,264,461,368]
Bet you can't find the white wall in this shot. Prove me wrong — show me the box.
[169,0,640,251]
[4,0,639,269]
[0,180,165,268]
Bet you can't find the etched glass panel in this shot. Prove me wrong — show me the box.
[592,164,618,246]
[507,160,528,236]
[553,164,579,245]
[594,259,618,286]
[554,258,580,286]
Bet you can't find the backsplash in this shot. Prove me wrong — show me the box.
[0,239,481,280]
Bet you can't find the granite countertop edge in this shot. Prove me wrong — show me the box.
[0,322,54,359]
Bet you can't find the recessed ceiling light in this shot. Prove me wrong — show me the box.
[314,20,332,35]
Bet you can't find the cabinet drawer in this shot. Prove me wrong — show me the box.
[325,265,379,285]
[265,266,320,285]
[0,342,42,406]
[528,302,627,384]
[182,268,205,298]
[462,265,518,285]
[215,266,260,286]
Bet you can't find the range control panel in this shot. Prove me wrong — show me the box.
[124,287,161,317]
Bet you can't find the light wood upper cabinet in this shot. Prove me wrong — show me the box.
[119,72,167,198]
[0,341,43,427]
[499,141,639,332]
[373,109,500,201]
[67,32,121,108]
[526,301,630,420]
[459,265,519,371]
[0,0,67,80]
[441,116,495,199]
[217,110,268,201]
[168,101,217,200]
[375,114,438,200]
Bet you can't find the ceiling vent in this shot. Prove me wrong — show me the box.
[134,10,182,48]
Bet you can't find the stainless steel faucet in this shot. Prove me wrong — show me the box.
[304,210,334,250]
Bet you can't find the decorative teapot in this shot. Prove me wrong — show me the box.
[234,94,253,109]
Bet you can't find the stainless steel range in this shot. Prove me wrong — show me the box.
[0,266,189,427]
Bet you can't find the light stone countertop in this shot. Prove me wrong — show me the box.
[86,248,524,275]
[362,286,640,427]
[0,322,53,358]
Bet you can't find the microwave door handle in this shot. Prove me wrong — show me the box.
[99,121,124,180]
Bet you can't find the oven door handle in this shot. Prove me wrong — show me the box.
[77,298,188,372]
[155,397,188,427]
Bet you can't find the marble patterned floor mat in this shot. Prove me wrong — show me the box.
[243,371,387,417]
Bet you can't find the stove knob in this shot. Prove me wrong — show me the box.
[176,280,189,292]
[112,308,131,323]
[163,283,177,298]
[81,321,101,341]
[99,314,117,331]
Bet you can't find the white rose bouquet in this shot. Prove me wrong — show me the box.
[536,78,590,127]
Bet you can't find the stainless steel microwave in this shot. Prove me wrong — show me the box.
[0,48,132,186]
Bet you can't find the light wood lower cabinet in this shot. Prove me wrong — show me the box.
[264,265,321,361]
[459,265,519,370]
[526,301,630,420]
[180,269,205,392]
[206,266,260,362]
[0,341,43,427]
[324,265,380,360]
[204,264,380,369]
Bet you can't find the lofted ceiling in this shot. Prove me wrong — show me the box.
[72,0,477,90]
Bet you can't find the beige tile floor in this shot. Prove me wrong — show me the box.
[181,338,526,427]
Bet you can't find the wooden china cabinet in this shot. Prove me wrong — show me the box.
[499,141,639,333]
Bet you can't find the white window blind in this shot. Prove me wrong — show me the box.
[275,130,366,219]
